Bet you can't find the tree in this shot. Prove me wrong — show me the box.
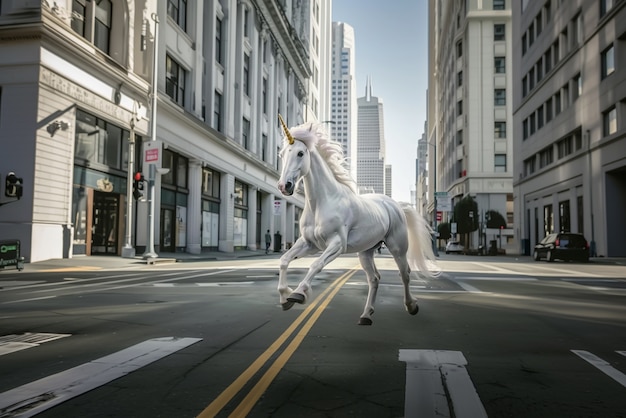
[453,195,479,248]
[485,210,506,229]
[437,222,451,241]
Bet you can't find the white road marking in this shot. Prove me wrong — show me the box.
[0,337,202,417]
[0,333,70,356]
[571,350,626,388]
[399,349,487,418]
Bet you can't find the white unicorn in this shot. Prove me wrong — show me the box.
[276,115,439,325]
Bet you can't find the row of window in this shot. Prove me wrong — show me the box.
[522,73,581,140]
[523,128,583,177]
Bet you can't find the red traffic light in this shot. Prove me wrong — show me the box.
[134,172,143,181]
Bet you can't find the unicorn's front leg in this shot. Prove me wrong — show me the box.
[289,235,345,305]
[278,238,315,310]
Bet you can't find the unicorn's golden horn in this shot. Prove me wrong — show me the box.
[278,114,294,145]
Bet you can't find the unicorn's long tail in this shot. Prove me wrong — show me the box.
[401,204,441,278]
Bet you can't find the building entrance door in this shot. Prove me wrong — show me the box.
[92,191,119,255]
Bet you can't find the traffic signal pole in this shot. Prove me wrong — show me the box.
[122,118,137,258]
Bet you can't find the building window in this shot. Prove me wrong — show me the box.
[494,154,507,172]
[495,121,506,138]
[559,200,571,232]
[262,134,268,162]
[546,97,553,122]
[215,17,223,65]
[494,89,506,106]
[537,105,544,129]
[577,195,584,234]
[456,129,463,145]
[603,106,617,136]
[601,45,615,79]
[167,0,187,32]
[242,117,250,149]
[555,91,561,115]
[457,100,463,116]
[166,55,186,106]
[243,52,250,96]
[557,136,573,159]
[493,0,505,10]
[262,77,268,114]
[600,0,614,17]
[572,74,582,101]
[494,24,505,41]
[71,0,112,55]
[74,109,131,170]
[456,40,463,58]
[539,145,553,168]
[544,204,554,236]
[457,70,463,86]
[523,118,529,140]
[161,149,188,188]
[495,56,505,73]
[214,91,222,132]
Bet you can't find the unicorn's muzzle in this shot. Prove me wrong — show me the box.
[278,180,294,196]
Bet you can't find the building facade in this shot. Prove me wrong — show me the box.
[0,0,321,262]
[513,0,626,257]
[330,21,357,180]
[428,0,514,251]
[356,78,386,195]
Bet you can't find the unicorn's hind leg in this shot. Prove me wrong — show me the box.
[387,240,419,315]
[357,249,380,325]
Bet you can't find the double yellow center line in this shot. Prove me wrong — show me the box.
[197,268,358,417]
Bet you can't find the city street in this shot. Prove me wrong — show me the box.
[1,254,625,417]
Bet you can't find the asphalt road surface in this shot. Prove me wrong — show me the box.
[0,253,625,417]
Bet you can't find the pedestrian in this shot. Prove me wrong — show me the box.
[265,229,272,254]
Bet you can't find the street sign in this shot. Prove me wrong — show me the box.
[436,211,442,221]
[143,140,162,167]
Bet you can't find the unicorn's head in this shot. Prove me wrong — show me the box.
[277,115,312,196]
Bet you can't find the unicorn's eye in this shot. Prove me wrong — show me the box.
[297,151,304,157]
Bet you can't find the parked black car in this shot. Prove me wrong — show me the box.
[533,233,590,262]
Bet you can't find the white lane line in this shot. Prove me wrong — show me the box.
[455,276,537,281]
[0,336,202,417]
[571,350,626,388]
[399,349,487,418]
[617,351,626,357]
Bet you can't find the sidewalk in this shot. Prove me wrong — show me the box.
[19,249,283,272]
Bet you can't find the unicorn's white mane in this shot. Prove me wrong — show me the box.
[283,122,357,193]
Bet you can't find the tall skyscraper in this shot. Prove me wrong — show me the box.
[330,22,358,179]
[357,78,386,195]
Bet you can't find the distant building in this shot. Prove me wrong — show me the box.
[513,1,626,257]
[428,0,514,251]
[330,22,358,179]
[357,78,386,195]
[385,165,392,198]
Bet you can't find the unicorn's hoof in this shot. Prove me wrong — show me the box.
[281,301,295,311]
[358,317,373,326]
[287,292,306,304]
[408,304,419,315]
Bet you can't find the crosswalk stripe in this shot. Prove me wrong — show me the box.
[0,337,201,417]
[399,349,487,418]
[571,350,626,388]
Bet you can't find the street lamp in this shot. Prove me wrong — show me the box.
[143,11,160,260]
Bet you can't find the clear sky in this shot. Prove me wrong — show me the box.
[332,0,429,204]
